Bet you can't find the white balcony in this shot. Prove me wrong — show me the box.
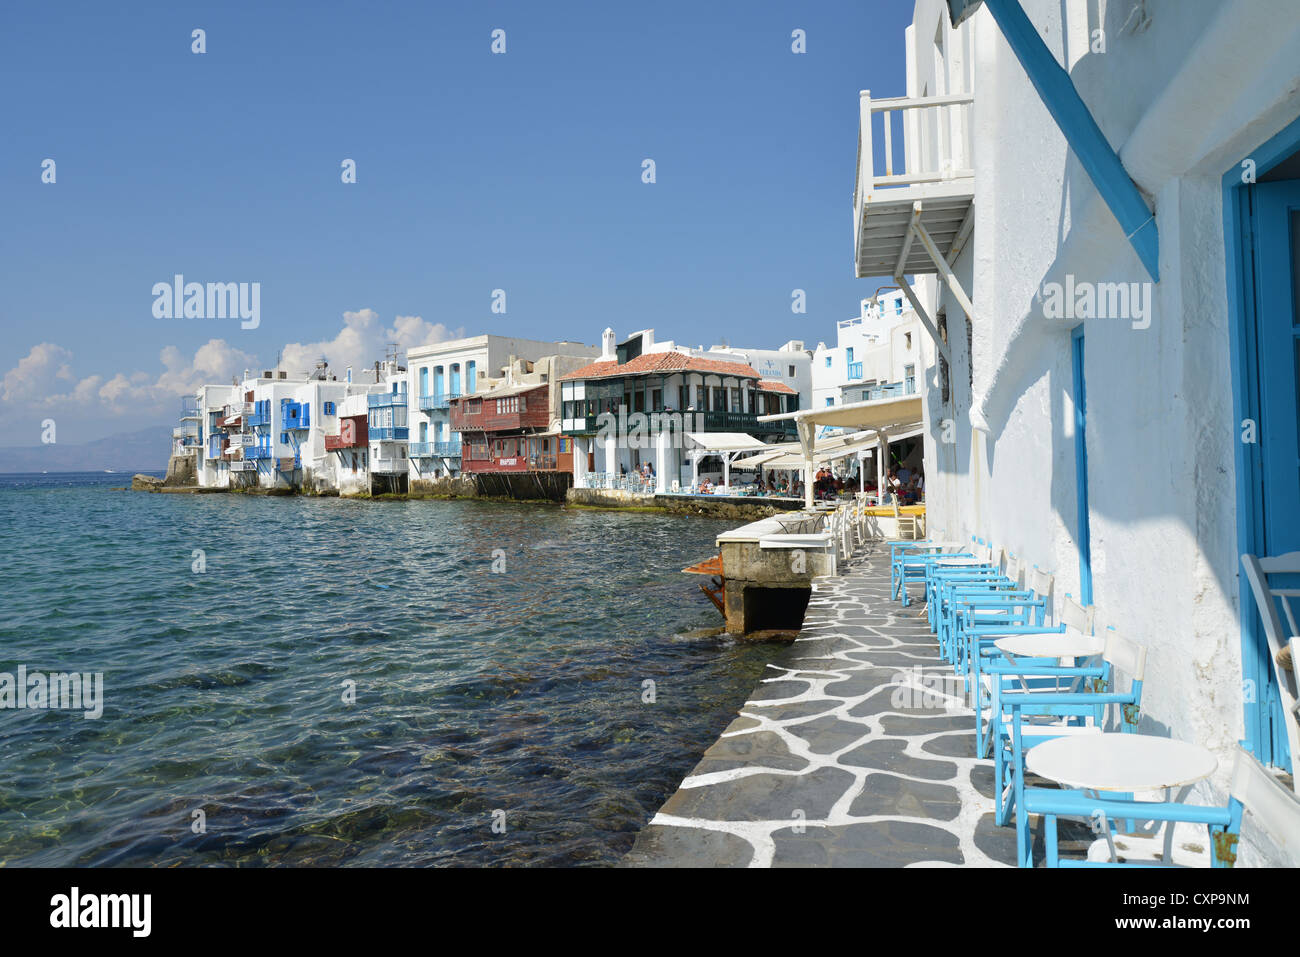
[854,91,975,279]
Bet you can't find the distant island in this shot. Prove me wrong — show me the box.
[0,425,171,474]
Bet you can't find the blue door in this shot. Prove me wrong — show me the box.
[1242,180,1300,768]
[1071,326,1093,605]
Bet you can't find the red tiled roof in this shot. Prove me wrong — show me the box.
[560,352,760,381]
[758,380,797,394]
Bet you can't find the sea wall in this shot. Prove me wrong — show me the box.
[409,476,479,499]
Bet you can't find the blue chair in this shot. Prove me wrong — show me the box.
[967,593,1094,733]
[1022,746,1300,867]
[891,541,972,607]
[996,630,1147,863]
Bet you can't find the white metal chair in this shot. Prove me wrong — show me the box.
[1240,552,1300,789]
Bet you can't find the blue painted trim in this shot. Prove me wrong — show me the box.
[981,0,1159,281]
[1222,112,1300,768]
[1071,325,1092,605]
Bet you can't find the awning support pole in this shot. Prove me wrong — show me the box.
[797,420,816,511]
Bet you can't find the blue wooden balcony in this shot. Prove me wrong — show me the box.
[418,392,460,412]
[410,441,461,457]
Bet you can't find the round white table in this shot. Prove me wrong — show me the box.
[994,633,1105,659]
[1026,733,1217,793]
[1025,733,1218,863]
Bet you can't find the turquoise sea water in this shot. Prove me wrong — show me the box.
[0,473,774,866]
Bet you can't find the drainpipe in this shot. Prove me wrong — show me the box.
[975,0,1159,280]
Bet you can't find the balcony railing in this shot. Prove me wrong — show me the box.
[368,427,409,441]
[245,446,272,460]
[847,362,864,380]
[865,381,913,401]
[368,392,409,409]
[410,441,462,458]
[418,392,460,412]
[854,90,975,278]
[180,397,200,419]
[855,91,974,210]
[699,410,759,432]
[227,433,253,449]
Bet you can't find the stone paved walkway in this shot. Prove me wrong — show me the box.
[623,542,1019,867]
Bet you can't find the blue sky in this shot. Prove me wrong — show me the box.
[0,0,911,445]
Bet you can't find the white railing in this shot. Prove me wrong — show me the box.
[854,90,974,224]
[580,472,656,494]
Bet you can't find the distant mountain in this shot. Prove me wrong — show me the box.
[0,425,172,473]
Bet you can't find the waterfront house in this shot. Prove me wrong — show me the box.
[406,334,598,486]
[560,328,801,492]
[812,291,922,410]
[448,353,596,498]
[859,0,1300,863]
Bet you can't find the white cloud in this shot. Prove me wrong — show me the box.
[278,309,460,378]
[0,310,464,443]
[2,342,74,404]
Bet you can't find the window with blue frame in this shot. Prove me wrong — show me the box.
[466,360,476,394]
[824,356,832,368]
[846,348,854,363]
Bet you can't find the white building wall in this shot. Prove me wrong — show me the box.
[901,0,1300,859]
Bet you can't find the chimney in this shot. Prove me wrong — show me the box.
[601,328,615,361]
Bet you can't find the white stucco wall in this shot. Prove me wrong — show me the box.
[898,0,1300,857]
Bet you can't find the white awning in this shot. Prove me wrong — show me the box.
[738,436,880,471]
[757,394,922,431]
[684,432,768,453]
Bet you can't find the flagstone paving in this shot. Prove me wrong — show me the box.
[623,541,1020,867]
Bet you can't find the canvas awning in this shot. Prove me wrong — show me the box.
[737,436,880,471]
[683,432,767,453]
[758,394,922,431]
[758,396,925,509]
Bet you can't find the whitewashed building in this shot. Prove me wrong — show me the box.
[560,328,801,492]
[863,0,1300,863]
[406,334,598,483]
[812,291,922,410]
